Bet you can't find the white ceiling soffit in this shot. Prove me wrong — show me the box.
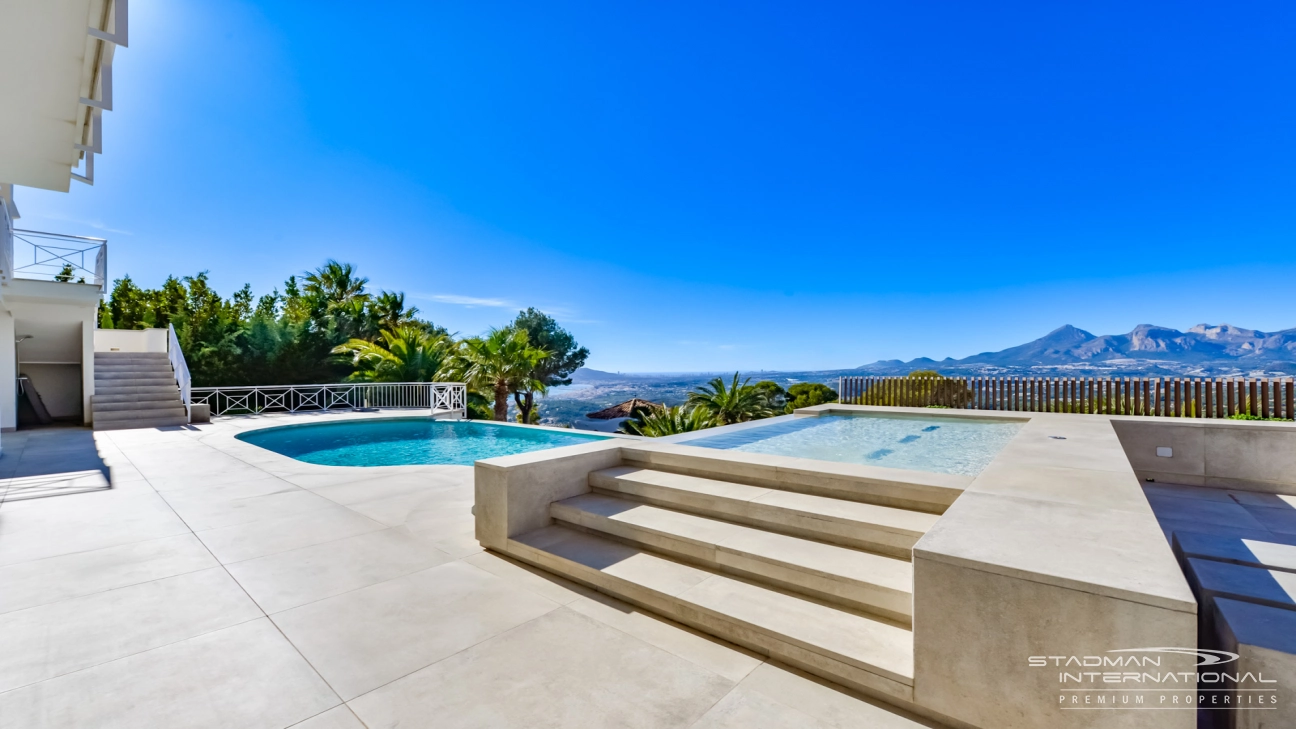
[0,0,127,193]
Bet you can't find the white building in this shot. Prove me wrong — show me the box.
[1,0,190,437]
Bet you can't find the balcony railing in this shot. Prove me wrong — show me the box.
[189,382,467,417]
[3,229,108,287]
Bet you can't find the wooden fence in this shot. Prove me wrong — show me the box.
[837,375,1296,420]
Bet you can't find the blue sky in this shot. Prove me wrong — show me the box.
[16,1,1296,372]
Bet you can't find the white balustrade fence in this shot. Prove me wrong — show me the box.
[167,324,192,417]
[6,228,108,287]
[189,382,467,417]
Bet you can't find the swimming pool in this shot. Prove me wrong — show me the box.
[236,418,610,466]
[679,413,1023,476]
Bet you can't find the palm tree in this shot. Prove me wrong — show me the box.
[332,326,452,383]
[302,261,370,336]
[687,373,773,425]
[303,260,369,305]
[448,328,550,421]
[620,405,714,437]
[371,291,420,332]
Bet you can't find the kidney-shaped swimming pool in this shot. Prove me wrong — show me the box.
[236,418,611,467]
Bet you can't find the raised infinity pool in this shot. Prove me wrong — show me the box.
[237,418,610,466]
[679,413,1023,475]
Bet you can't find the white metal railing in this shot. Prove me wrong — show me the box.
[189,382,467,417]
[5,229,108,287]
[167,324,192,418]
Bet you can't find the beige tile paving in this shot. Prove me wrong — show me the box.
[195,504,387,564]
[347,608,735,729]
[0,619,340,729]
[271,560,561,699]
[0,567,262,692]
[0,416,946,728]
[226,527,454,613]
[0,533,217,615]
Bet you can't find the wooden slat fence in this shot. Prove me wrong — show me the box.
[836,375,1296,419]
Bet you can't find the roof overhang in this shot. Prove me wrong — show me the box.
[0,0,127,195]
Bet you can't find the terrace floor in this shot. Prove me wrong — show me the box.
[0,412,940,729]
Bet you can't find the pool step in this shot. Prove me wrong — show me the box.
[589,466,935,559]
[551,493,914,622]
[619,444,967,514]
[509,525,915,703]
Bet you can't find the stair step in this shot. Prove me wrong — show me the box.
[590,466,935,559]
[91,385,180,397]
[95,365,175,374]
[93,391,182,405]
[94,406,187,422]
[620,447,965,514]
[553,494,913,622]
[94,354,169,363]
[92,377,178,388]
[95,370,175,380]
[93,399,184,414]
[510,525,914,702]
[93,414,190,431]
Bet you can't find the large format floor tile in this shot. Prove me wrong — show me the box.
[0,567,262,692]
[0,491,190,567]
[0,534,218,615]
[162,488,338,531]
[0,619,339,729]
[226,528,454,613]
[195,505,386,564]
[347,608,735,729]
[272,560,560,699]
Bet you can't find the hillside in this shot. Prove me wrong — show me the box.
[857,324,1296,376]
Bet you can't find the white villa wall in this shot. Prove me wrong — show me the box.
[93,327,168,353]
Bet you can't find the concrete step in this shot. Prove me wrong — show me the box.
[95,370,175,381]
[95,355,169,362]
[92,377,178,388]
[590,466,935,559]
[551,493,914,623]
[619,447,965,514]
[90,385,180,397]
[509,525,915,704]
[95,365,176,374]
[93,414,190,431]
[94,405,188,423]
[92,391,183,405]
[93,399,185,414]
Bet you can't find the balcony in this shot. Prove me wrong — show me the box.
[1,228,108,289]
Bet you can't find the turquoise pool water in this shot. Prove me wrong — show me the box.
[679,413,1023,476]
[237,418,610,466]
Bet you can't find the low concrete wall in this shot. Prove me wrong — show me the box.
[93,328,168,353]
[1111,417,1296,495]
[474,440,624,551]
[910,411,1197,729]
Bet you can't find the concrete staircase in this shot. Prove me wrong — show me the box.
[92,352,188,430]
[506,457,951,705]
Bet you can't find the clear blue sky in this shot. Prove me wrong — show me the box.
[17,1,1296,372]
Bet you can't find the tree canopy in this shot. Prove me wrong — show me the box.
[99,261,586,424]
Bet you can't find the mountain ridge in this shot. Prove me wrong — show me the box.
[857,323,1296,375]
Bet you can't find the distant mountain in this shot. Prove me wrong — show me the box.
[856,324,1296,376]
[570,368,638,383]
